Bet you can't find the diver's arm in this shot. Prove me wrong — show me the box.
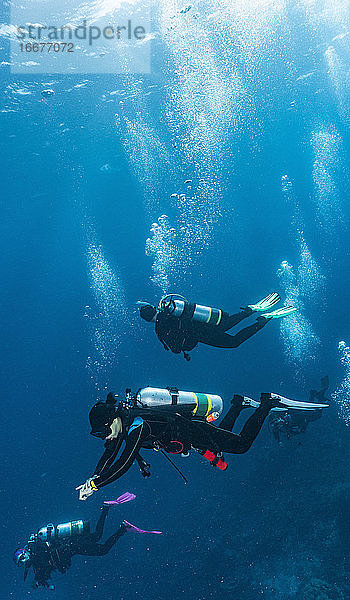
[155,315,185,354]
[94,419,148,489]
[94,438,122,477]
[155,315,170,350]
[158,337,170,351]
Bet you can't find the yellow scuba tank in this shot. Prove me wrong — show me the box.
[137,387,223,419]
[159,294,223,326]
[37,521,90,542]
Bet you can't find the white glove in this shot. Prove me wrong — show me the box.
[106,417,122,441]
[76,477,98,501]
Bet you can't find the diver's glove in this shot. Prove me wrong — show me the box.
[140,461,151,478]
[76,477,99,501]
[136,454,151,477]
[34,580,55,590]
[106,417,122,441]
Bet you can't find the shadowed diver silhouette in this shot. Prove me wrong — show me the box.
[13,493,161,589]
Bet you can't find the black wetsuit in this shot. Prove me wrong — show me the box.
[155,305,268,356]
[92,398,273,490]
[28,507,125,588]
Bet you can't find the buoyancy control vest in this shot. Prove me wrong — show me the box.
[159,294,223,326]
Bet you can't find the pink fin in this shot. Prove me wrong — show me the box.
[104,493,136,506]
[123,520,162,535]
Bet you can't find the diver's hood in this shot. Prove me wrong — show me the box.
[13,548,30,567]
[139,304,157,322]
[89,402,117,438]
[89,392,122,438]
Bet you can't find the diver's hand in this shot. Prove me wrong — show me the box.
[141,467,151,478]
[138,459,151,477]
[106,417,122,441]
[76,477,98,501]
[34,580,53,589]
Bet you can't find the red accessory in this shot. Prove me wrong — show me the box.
[202,450,228,470]
[167,440,184,454]
[203,449,216,462]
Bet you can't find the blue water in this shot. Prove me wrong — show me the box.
[1,1,350,598]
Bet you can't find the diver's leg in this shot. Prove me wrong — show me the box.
[192,402,272,454]
[304,409,322,425]
[91,524,127,556]
[273,429,281,444]
[199,317,269,348]
[219,395,245,431]
[93,505,109,542]
[220,308,253,331]
[231,402,272,451]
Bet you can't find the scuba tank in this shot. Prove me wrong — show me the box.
[137,387,223,420]
[37,521,90,542]
[158,293,223,326]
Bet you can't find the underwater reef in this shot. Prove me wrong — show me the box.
[191,416,350,600]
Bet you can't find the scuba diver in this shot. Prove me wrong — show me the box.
[13,493,161,589]
[76,387,329,500]
[138,292,297,360]
[269,376,330,445]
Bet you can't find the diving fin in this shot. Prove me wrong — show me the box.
[266,392,329,411]
[248,292,280,312]
[238,395,320,411]
[261,305,297,319]
[123,520,162,535]
[270,406,319,412]
[104,493,136,506]
[241,396,260,409]
[231,394,259,409]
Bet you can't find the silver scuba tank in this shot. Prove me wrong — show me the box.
[37,520,89,542]
[159,294,223,326]
[137,387,223,419]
